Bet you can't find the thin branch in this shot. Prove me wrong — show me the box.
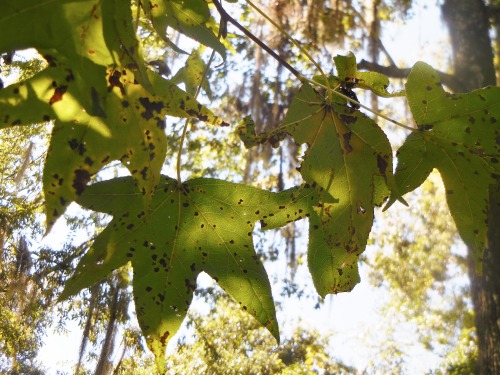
[358,59,464,92]
[212,0,303,81]
[245,0,329,90]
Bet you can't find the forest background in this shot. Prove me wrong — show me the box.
[0,0,499,374]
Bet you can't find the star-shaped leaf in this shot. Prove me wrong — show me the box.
[389,62,500,270]
[60,176,318,372]
[278,83,395,295]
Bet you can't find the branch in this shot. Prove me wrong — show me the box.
[358,59,464,93]
[211,0,303,80]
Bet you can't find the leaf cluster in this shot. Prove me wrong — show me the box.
[0,1,499,371]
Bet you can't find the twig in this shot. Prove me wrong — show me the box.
[211,0,303,81]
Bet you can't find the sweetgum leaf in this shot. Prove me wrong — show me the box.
[391,62,500,270]
[279,83,394,296]
[61,176,318,372]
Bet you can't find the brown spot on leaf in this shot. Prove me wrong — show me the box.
[160,331,170,345]
[49,85,68,105]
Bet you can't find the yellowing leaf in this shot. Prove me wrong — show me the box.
[279,83,394,296]
[391,62,500,270]
[61,176,318,372]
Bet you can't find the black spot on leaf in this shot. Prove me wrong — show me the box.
[68,139,86,155]
[140,167,148,180]
[139,97,164,120]
[342,131,353,153]
[108,70,125,94]
[72,169,90,195]
[184,279,196,294]
[340,114,357,124]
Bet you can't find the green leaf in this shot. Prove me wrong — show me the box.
[61,176,318,371]
[391,61,500,270]
[279,83,394,296]
[144,0,226,60]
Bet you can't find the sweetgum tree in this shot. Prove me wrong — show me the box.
[0,0,499,373]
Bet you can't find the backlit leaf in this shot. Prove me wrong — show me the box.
[278,83,394,296]
[0,0,151,115]
[390,62,500,270]
[61,176,318,371]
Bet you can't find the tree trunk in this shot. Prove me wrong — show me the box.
[442,0,500,373]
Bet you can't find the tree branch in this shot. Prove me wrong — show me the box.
[212,0,302,80]
[358,59,465,93]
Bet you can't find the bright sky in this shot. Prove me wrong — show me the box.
[36,0,453,373]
